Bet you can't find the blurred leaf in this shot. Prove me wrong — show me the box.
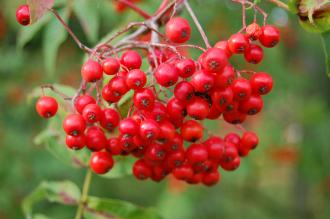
[73,0,100,43]
[33,214,52,219]
[102,156,135,179]
[43,8,69,75]
[118,90,134,118]
[22,181,80,219]
[17,13,50,49]
[321,31,330,76]
[27,0,55,24]
[84,196,162,219]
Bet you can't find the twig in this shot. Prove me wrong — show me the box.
[267,0,289,11]
[115,0,151,19]
[74,169,93,219]
[41,84,72,100]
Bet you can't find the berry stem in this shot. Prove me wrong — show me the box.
[183,0,211,49]
[115,0,151,19]
[49,8,93,54]
[40,84,72,100]
[74,169,93,219]
[267,0,289,11]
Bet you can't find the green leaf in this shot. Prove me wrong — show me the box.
[73,0,100,43]
[321,31,330,77]
[27,0,55,24]
[33,214,52,219]
[17,13,50,49]
[42,8,69,75]
[102,156,135,179]
[22,181,80,219]
[84,196,162,219]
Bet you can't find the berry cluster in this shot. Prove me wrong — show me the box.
[20,1,279,186]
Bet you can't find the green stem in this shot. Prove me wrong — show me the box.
[74,169,93,219]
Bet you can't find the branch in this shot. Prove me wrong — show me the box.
[267,0,289,11]
[115,0,151,19]
[74,170,93,219]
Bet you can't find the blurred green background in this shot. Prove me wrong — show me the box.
[1,0,330,218]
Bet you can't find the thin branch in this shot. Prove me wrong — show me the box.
[115,0,151,19]
[267,0,289,11]
[183,0,211,49]
[74,170,93,219]
[41,84,72,100]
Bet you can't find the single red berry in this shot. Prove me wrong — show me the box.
[224,133,240,145]
[228,33,250,54]
[102,57,120,75]
[166,97,187,120]
[133,159,152,180]
[175,58,196,78]
[106,137,122,155]
[220,156,240,171]
[201,48,228,73]
[186,173,203,184]
[250,72,273,95]
[118,134,136,152]
[154,63,179,87]
[165,133,184,152]
[74,95,96,114]
[151,165,168,182]
[181,120,203,142]
[246,23,262,40]
[145,143,166,164]
[82,104,101,123]
[241,131,259,150]
[102,84,122,103]
[223,110,246,124]
[120,50,142,70]
[81,60,103,82]
[150,102,168,122]
[204,136,225,161]
[63,114,86,136]
[244,44,264,64]
[65,135,86,150]
[119,118,139,136]
[126,69,147,90]
[259,25,280,48]
[186,143,208,165]
[139,119,160,140]
[231,78,252,101]
[190,70,215,93]
[214,41,232,58]
[239,95,264,115]
[108,76,129,96]
[157,120,176,143]
[186,97,210,120]
[202,171,220,186]
[100,108,120,131]
[221,142,239,163]
[36,96,58,118]
[86,127,108,151]
[165,151,185,170]
[174,81,195,102]
[211,87,234,111]
[90,151,114,174]
[214,65,235,89]
[173,164,194,181]
[207,104,222,120]
[133,88,156,110]
[165,17,191,43]
[16,5,30,26]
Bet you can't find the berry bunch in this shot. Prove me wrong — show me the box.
[19,1,279,186]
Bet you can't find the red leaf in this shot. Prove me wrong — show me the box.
[27,0,55,24]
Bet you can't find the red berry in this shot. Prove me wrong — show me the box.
[109,76,129,96]
[165,17,191,43]
[118,134,136,152]
[82,104,101,123]
[228,33,250,54]
[165,133,184,152]
[181,120,203,142]
[81,60,103,82]
[90,151,114,174]
[259,25,280,48]
[16,5,30,26]
[139,119,160,140]
[204,136,225,161]
[244,44,263,64]
[207,104,222,120]
[119,118,139,136]
[223,110,246,124]
[165,151,185,170]
[65,135,86,150]
[166,97,187,120]
[150,102,168,122]
[154,63,179,87]
[133,88,156,110]
[74,95,96,114]
[151,165,168,182]
[86,127,108,151]
[120,50,142,70]
[221,142,239,163]
[190,70,215,93]
[126,69,147,90]
[102,57,120,75]
[214,65,235,89]
[250,72,273,95]
[174,81,195,102]
[211,87,234,111]
[201,48,228,73]
[102,84,122,103]
[220,156,240,171]
[63,114,86,136]
[157,120,176,143]
[35,96,58,118]
[246,23,262,40]
[173,165,194,181]
[202,171,220,186]
[231,78,252,101]
[241,131,259,150]
[133,159,152,180]
[214,41,232,57]
[186,143,208,165]
[100,108,120,131]
[224,133,240,145]
[186,173,203,184]
[186,97,210,120]
[145,143,166,164]
[175,58,196,78]
[239,95,263,115]
[106,137,122,155]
